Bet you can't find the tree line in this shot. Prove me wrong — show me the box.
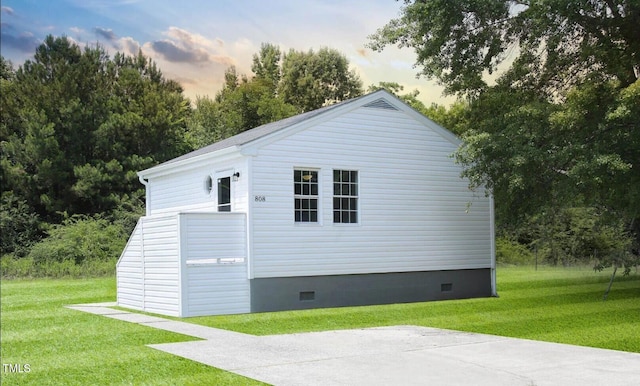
[2,0,639,279]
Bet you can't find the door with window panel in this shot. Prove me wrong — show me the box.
[217,176,231,212]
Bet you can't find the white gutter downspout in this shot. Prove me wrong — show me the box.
[490,194,498,297]
[136,174,149,312]
[138,175,150,216]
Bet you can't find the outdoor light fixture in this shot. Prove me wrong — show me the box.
[232,172,240,181]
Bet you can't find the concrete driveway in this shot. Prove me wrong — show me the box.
[68,303,640,385]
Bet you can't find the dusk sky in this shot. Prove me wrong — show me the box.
[1,0,454,105]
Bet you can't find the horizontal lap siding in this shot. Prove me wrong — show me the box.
[182,213,249,316]
[141,215,180,316]
[250,106,492,278]
[117,220,144,310]
[185,265,249,316]
[183,213,246,260]
[148,158,249,215]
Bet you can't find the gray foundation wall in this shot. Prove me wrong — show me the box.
[250,269,492,313]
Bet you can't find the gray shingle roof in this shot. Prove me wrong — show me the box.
[160,95,363,166]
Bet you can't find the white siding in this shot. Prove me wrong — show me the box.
[185,264,250,316]
[249,106,492,278]
[181,213,250,316]
[139,215,181,316]
[118,213,249,317]
[147,156,249,215]
[116,215,181,316]
[116,220,144,310]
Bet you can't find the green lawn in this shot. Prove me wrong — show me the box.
[0,278,264,385]
[188,266,640,352]
[1,267,638,385]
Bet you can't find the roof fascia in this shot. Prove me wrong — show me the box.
[138,145,241,179]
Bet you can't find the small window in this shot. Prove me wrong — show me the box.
[294,169,318,222]
[333,170,358,223]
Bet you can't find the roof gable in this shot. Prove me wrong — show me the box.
[139,90,459,177]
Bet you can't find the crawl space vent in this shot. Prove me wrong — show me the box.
[363,98,399,110]
[299,291,315,301]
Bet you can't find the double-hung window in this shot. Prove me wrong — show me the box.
[294,170,318,222]
[333,170,358,223]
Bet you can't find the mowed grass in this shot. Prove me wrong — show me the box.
[1,267,638,385]
[0,278,264,386]
[188,267,640,352]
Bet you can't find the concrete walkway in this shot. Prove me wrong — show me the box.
[67,303,640,385]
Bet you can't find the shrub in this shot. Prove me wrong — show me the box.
[1,254,37,278]
[531,207,635,267]
[496,237,535,265]
[0,215,128,278]
[28,215,127,265]
[1,253,117,279]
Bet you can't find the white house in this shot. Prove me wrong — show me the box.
[116,90,496,317]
